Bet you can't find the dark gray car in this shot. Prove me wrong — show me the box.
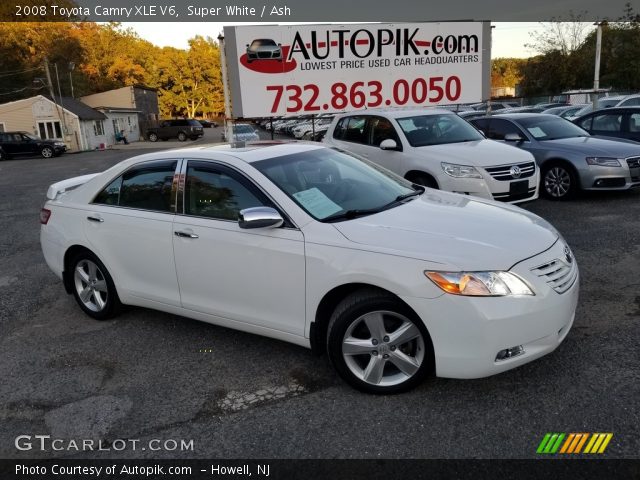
[470,114,640,200]
[146,119,204,142]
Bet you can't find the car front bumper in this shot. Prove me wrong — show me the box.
[578,163,640,190]
[401,240,579,379]
[437,168,539,205]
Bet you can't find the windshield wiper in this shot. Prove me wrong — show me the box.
[322,188,424,223]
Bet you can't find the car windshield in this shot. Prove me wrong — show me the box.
[396,114,483,147]
[517,116,590,140]
[233,124,254,133]
[251,39,276,47]
[254,148,419,222]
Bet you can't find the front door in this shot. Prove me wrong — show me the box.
[172,160,306,336]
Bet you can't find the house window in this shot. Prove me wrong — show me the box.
[112,119,121,133]
[93,120,105,136]
[0,122,5,133]
[37,121,62,140]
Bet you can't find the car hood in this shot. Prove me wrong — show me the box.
[418,139,534,166]
[332,190,558,271]
[541,136,640,156]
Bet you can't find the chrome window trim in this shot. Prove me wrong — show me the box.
[91,158,182,214]
[179,158,300,230]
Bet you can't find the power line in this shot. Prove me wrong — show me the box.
[0,85,46,96]
[0,66,42,78]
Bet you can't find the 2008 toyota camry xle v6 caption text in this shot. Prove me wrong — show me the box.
[40,143,579,394]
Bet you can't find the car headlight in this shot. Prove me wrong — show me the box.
[586,157,621,167]
[441,162,482,179]
[425,271,535,296]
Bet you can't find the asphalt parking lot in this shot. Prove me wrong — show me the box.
[0,140,639,460]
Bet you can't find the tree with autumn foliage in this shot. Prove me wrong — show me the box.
[155,36,224,118]
[0,22,224,118]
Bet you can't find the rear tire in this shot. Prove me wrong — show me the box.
[327,289,433,394]
[148,132,158,142]
[70,251,122,320]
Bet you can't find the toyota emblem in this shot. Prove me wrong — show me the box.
[563,245,573,264]
[510,165,522,179]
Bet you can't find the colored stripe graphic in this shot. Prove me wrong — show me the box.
[537,433,565,454]
[538,433,613,454]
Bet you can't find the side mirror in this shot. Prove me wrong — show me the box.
[380,139,398,150]
[239,207,283,229]
[504,133,523,142]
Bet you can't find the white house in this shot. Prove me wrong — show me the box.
[0,95,108,151]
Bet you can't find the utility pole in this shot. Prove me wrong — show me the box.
[592,21,606,111]
[218,33,233,144]
[43,57,56,99]
[54,63,68,135]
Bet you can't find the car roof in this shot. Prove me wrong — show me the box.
[334,108,455,118]
[113,142,325,168]
[577,106,640,115]
[475,113,558,120]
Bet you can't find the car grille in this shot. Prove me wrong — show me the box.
[484,161,536,181]
[627,156,640,182]
[257,52,273,58]
[627,156,640,169]
[492,187,537,202]
[530,257,578,294]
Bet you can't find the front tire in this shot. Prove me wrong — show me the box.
[542,162,577,200]
[71,251,122,320]
[177,132,187,142]
[327,289,433,394]
[41,146,54,158]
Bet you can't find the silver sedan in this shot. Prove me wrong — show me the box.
[470,114,640,200]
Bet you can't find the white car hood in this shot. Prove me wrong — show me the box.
[418,139,534,167]
[332,190,558,271]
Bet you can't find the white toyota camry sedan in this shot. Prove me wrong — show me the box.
[40,143,579,394]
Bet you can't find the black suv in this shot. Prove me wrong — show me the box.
[146,119,204,142]
[0,131,66,160]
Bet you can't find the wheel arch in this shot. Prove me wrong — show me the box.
[404,170,439,188]
[539,157,582,187]
[310,283,435,366]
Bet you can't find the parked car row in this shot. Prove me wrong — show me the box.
[257,115,334,142]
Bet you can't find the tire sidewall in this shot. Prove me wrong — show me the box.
[70,251,121,320]
[327,295,433,394]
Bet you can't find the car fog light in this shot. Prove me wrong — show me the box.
[495,345,524,361]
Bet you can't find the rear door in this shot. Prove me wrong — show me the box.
[84,159,182,306]
[172,160,306,335]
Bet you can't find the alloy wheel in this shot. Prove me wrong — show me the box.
[544,166,572,198]
[73,259,109,312]
[341,310,425,387]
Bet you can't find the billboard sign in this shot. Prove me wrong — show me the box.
[224,22,490,118]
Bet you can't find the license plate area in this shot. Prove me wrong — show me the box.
[510,180,529,195]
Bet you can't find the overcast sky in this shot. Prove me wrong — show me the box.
[126,22,554,58]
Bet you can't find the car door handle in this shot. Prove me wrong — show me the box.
[87,216,104,223]
[174,230,199,239]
